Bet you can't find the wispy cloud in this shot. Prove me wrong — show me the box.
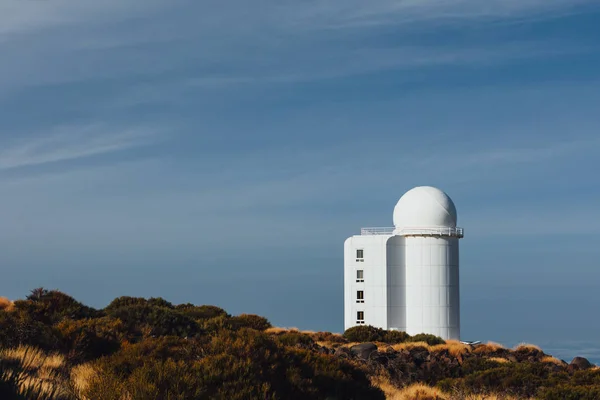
[0,125,158,170]
[0,0,597,93]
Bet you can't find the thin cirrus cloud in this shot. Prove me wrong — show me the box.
[0,0,597,93]
[0,125,159,171]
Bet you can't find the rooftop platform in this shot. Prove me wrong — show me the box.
[360,227,464,238]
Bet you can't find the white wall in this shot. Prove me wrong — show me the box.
[344,235,391,330]
[386,236,406,331]
[404,236,460,340]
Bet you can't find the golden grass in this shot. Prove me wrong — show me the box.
[489,357,511,364]
[371,376,447,400]
[0,296,13,311]
[0,345,68,397]
[71,363,98,399]
[391,341,430,352]
[473,342,505,355]
[458,394,521,400]
[371,377,523,400]
[265,327,299,334]
[431,340,471,358]
[541,356,564,366]
[1,346,65,371]
[514,343,542,352]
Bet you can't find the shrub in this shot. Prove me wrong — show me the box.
[409,334,445,346]
[175,304,229,320]
[226,314,272,331]
[343,325,385,343]
[437,362,552,398]
[273,331,314,347]
[343,326,410,344]
[84,329,384,400]
[0,310,60,351]
[107,304,200,339]
[538,384,600,400]
[103,296,150,312]
[56,317,125,363]
[15,289,100,325]
[383,330,410,344]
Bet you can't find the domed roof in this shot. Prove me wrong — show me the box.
[393,186,457,229]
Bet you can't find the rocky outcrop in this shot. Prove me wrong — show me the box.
[569,356,593,371]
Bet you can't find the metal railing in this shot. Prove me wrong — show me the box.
[360,226,464,238]
[359,227,395,235]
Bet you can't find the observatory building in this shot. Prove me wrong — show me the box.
[344,186,463,340]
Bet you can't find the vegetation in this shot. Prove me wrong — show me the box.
[1,288,598,399]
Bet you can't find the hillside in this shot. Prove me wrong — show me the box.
[1,289,599,399]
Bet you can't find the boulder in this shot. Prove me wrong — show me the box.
[334,347,352,359]
[570,357,593,370]
[350,343,378,360]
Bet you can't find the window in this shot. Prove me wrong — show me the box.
[356,311,365,324]
[356,249,364,262]
[356,270,364,283]
[356,290,364,303]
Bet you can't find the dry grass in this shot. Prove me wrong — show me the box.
[391,341,431,352]
[473,342,505,355]
[455,394,521,400]
[0,346,68,397]
[431,340,471,358]
[71,363,98,399]
[0,296,14,311]
[489,357,511,364]
[541,356,565,366]
[265,327,299,334]
[1,346,65,371]
[371,376,447,400]
[371,378,523,400]
[514,343,542,352]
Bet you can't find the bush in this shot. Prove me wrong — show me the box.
[343,326,385,343]
[226,314,272,331]
[107,304,200,339]
[104,296,151,312]
[437,362,552,398]
[383,330,410,344]
[56,317,125,363]
[274,331,314,347]
[15,289,100,325]
[343,326,410,344]
[0,310,60,351]
[85,330,384,400]
[538,384,600,400]
[175,304,229,320]
[409,333,445,346]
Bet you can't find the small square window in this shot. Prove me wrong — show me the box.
[356,249,364,259]
[357,311,364,321]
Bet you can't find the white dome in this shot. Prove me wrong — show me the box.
[393,186,457,229]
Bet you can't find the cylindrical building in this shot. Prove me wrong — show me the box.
[392,186,463,340]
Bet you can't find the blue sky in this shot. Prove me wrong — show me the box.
[1,0,600,361]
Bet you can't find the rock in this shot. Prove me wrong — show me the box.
[570,357,593,370]
[350,343,378,360]
[334,347,352,359]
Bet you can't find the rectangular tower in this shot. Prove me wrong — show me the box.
[343,231,392,330]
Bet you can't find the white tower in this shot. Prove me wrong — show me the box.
[343,186,463,340]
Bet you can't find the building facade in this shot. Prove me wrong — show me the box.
[343,186,463,340]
